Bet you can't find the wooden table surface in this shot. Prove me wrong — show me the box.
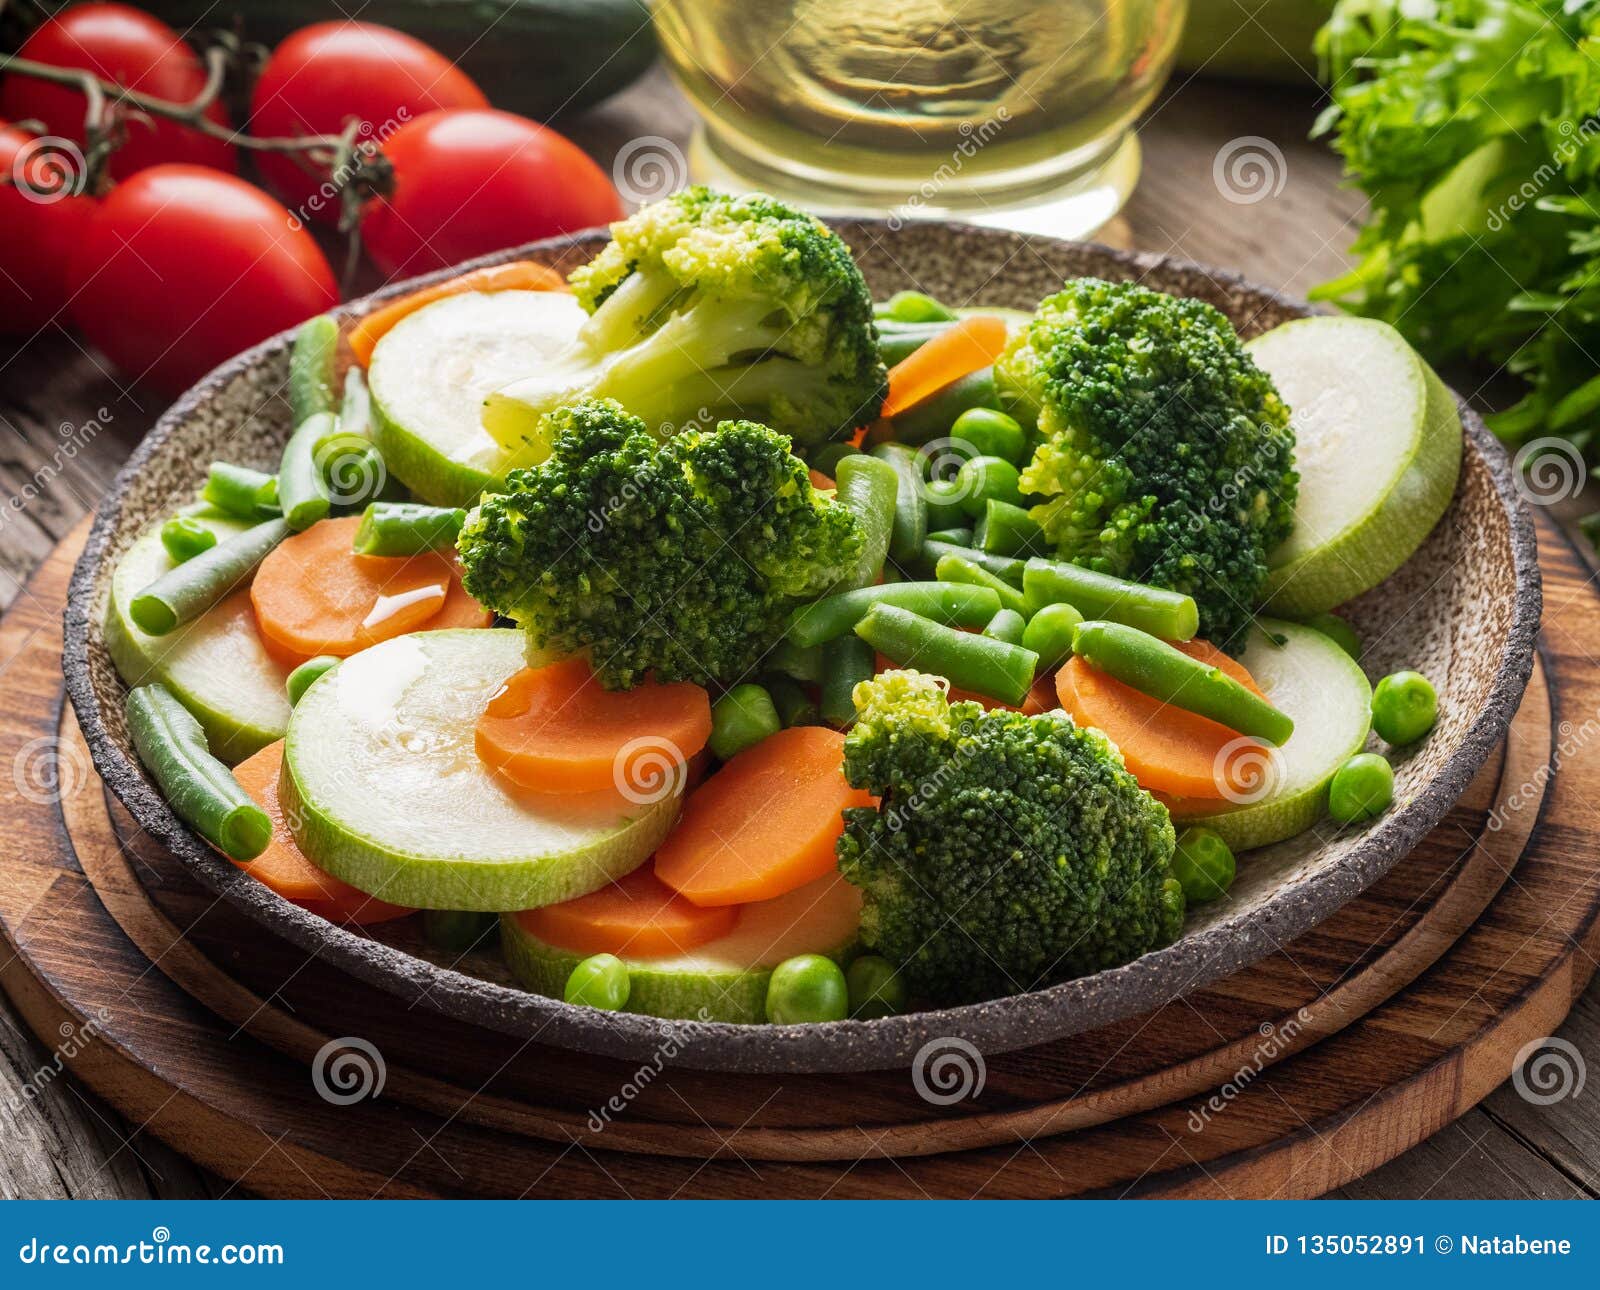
[1,63,1595,1201]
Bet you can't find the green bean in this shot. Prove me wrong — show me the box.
[983,607,1027,645]
[289,313,340,425]
[277,410,337,531]
[709,684,782,760]
[831,453,900,591]
[764,639,824,685]
[885,368,999,445]
[339,364,373,440]
[955,455,1025,519]
[125,683,271,861]
[353,502,465,556]
[130,518,290,636]
[875,320,953,365]
[811,441,856,480]
[856,604,1037,706]
[950,407,1026,463]
[821,634,876,726]
[921,539,1025,586]
[974,498,1044,557]
[921,477,969,530]
[868,443,928,566]
[286,655,339,706]
[785,581,1002,648]
[764,675,819,728]
[934,552,1027,617]
[1022,602,1082,670]
[876,290,958,323]
[1023,557,1199,641]
[422,909,497,953]
[160,515,217,564]
[202,462,278,520]
[1071,620,1294,746]
[926,526,973,546]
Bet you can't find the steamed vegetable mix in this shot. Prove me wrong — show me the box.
[954,454,1025,518]
[922,539,1024,586]
[830,454,900,591]
[130,517,290,635]
[876,290,958,324]
[881,368,1000,444]
[855,603,1038,706]
[339,366,373,439]
[1023,557,1198,640]
[126,682,271,861]
[353,502,466,556]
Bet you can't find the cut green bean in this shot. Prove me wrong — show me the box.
[785,581,1002,648]
[950,407,1026,463]
[202,462,279,520]
[875,319,953,365]
[125,683,271,860]
[831,453,900,591]
[921,539,1024,586]
[886,368,999,445]
[339,364,373,440]
[160,515,217,564]
[974,498,1044,557]
[286,655,339,706]
[353,502,465,556]
[934,552,1027,617]
[764,639,824,685]
[1022,602,1083,670]
[856,604,1037,707]
[764,675,819,728]
[422,909,496,953]
[921,477,969,530]
[876,290,958,324]
[1071,620,1294,746]
[289,313,340,425]
[277,410,337,531]
[821,634,876,726]
[869,443,928,566]
[983,607,1027,646]
[709,683,782,760]
[1023,557,1199,641]
[129,517,290,636]
[926,526,973,546]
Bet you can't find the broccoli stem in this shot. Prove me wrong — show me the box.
[576,267,686,353]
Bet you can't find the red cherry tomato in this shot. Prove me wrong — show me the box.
[0,121,97,336]
[360,108,622,278]
[67,165,337,395]
[251,21,487,228]
[0,3,234,179]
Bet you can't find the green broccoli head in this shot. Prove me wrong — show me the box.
[836,670,1183,1006]
[458,399,863,690]
[996,278,1297,650]
[481,188,887,460]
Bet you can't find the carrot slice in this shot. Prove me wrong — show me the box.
[881,315,1009,418]
[251,516,489,664]
[654,725,873,906]
[475,656,712,795]
[230,742,413,924]
[1056,639,1268,800]
[515,864,737,959]
[347,260,569,366]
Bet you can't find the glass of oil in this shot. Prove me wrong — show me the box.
[649,0,1188,237]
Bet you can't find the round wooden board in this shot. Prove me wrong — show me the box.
[1,519,1593,1197]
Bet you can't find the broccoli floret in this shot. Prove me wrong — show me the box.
[458,399,863,690]
[996,278,1297,650]
[481,187,887,462]
[835,670,1183,1006]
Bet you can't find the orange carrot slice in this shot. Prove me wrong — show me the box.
[230,742,413,925]
[1055,639,1267,800]
[515,864,737,959]
[654,725,873,907]
[251,515,489,664]
[881,315,1009,418]
[475,656,711,795]
[348,260,569,365]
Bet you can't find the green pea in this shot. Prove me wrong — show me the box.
[1171,827,1235,903]
[1022,601,1083,670]
[1306,612,1361,660]
[922,476,968,530]
[846,955,907,1019]
[1328,752,1394,824]
[955,455,1024,519]
[1371,670,1438,745]
[160,515,217,564]
[709,683,781,760]
[950,408,1026,463]
[565,953,630,1011]
[765,954,849,1023]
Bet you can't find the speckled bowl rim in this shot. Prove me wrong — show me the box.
[64,221,1542,1075]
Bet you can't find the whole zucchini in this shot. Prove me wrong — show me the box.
[142,0,656,119]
